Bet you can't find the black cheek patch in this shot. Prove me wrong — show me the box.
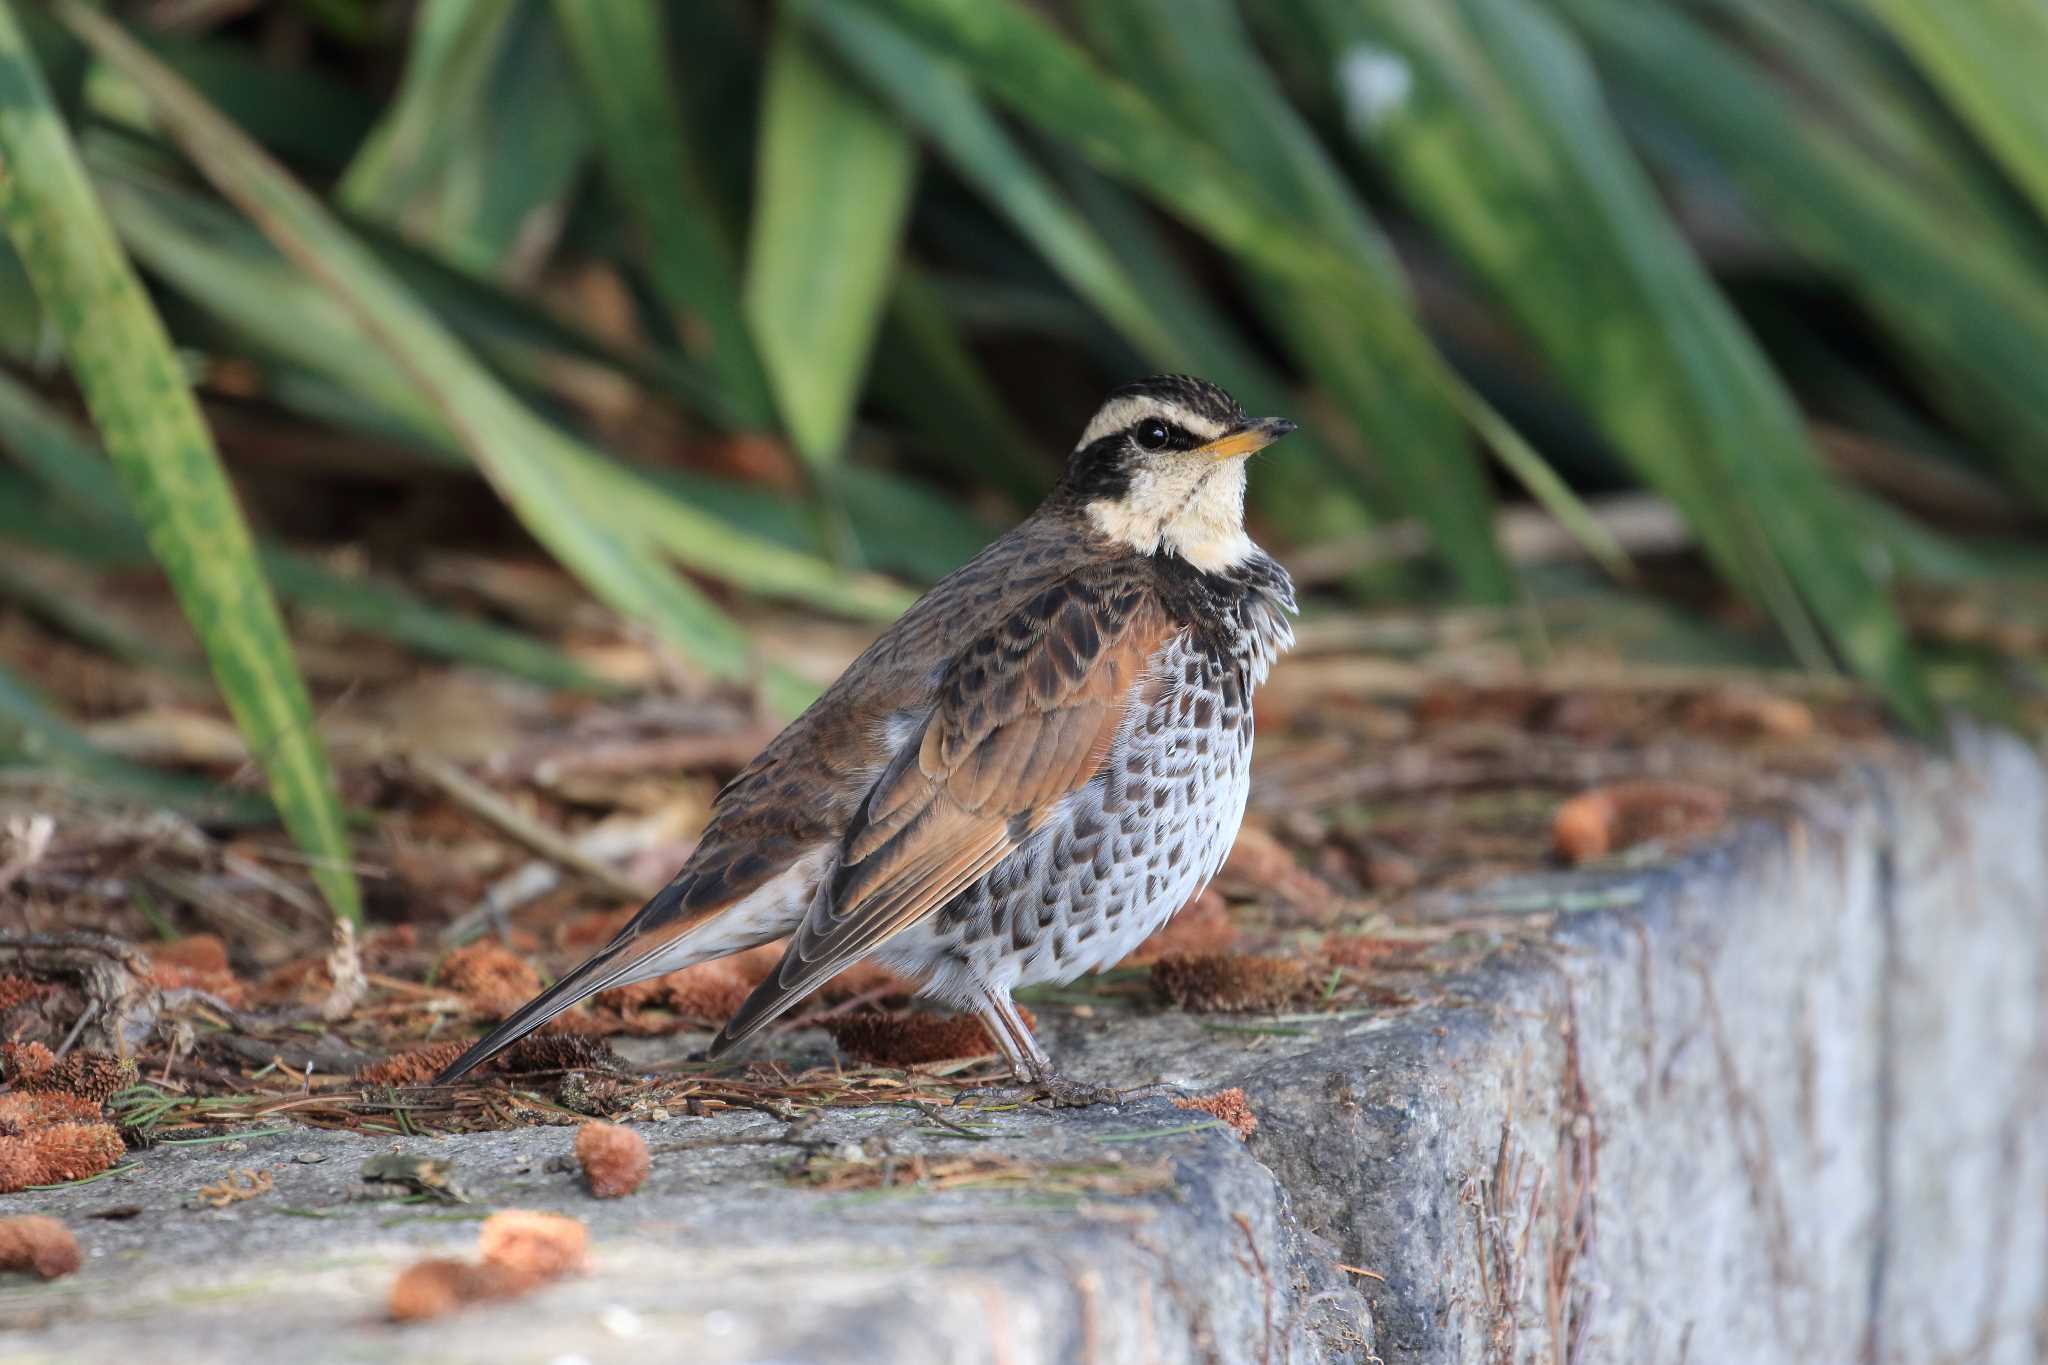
[1064,433,1133,501]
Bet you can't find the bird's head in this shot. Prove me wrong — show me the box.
[1057,375,1296,573]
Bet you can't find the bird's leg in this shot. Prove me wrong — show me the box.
[966,986,1122,1109]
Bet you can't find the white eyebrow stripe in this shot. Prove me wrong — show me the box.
[1077,396,1231,448]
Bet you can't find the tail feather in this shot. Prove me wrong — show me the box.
[431,936,652,1084]
[432,875,776,1084]
[434,848,826,1084]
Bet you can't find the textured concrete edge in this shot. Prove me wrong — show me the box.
[1234,724,2048,1363]
[0,1089,1377,1364]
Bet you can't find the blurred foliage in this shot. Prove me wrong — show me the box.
[1,0,2046,919]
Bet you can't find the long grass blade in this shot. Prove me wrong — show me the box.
[744,14,918,473]
[338,0,589,279]
[60,4,908,682]
[1857,0,2048,232]
[869,266,1052,506]
[0,371,609,693]
[93,165,961,593]
[1291,0,1929,725]
[0,1,361,915]
[808,0,1366,543]
[1564,0,2048,513]
[1081,0,1578,591]
[0,662,268,824]
[552,0,779,429]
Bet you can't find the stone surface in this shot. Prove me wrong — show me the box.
[0,726,2043,1363]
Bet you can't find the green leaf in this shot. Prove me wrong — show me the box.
[1858,0,2048,232]
[840,0,1514,601]
[1053,163,1389,551]
[0,501,201,677]
[95,151,735,435]
[1294,0,1929,725]
[1694,0,2042,260]
[744,14,918,471]
[0,662,268,824]
[0,1,361,916]
[1565,0,2048,514]
[87,165,969,593]
[86,33,376,170]
[552,0,779,429]
[0,379,608,694]
[869,266,1052,506]
[339,0,590,279]
[55,2,905,715]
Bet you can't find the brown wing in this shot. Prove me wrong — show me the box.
[711,572,1172,1049]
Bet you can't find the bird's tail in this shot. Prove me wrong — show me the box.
[431,885,776,1085]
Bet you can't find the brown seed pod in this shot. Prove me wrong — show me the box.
[0,1216,81,1279]
[387,1257,526,1322]
[823,1008,1031,1067]
[12,1051,135,1104]
[477,1210,588,1283]
[439,941,543,1018]
[573,1121,650,1199]
[0,1122,126,1191]
[355,1041,471,1088]
[1173,1087,1259,1140]
[1150,952,1313,1013]
[500,1033,620,1075]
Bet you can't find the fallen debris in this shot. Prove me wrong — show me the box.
[0,1040,55,1084]
[502,1033,620,1075]
[1151,953,1315,1013]
[595,958,753,1028]
[355,1041,471,1088]
[573,1121,649,1198]
[388,1257,528,1322]
[0,933,160,1053]
[1119,889,1239,966]
[823,1009,1019,1067]
[6,1047,136,1103]
[477,1210,589,1283]
[1217,824,1338,919]
[195,1167,273,1209]
[1174,1088,1259,1141]
[1551,781,1729,865]
[0,975,52,1015]
[439,940,541,1019]
[359,1153,469,1204]
[0,1120,127,1192]
[792,1149,1172,1197]
[0,1092,105,1130]
[0,1215,82,1279]
[145,935,245,1007]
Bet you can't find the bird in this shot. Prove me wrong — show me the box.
[434,375,1298,1102]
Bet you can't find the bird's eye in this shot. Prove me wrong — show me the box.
[1134,419,1171,451]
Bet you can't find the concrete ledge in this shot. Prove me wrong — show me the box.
[2,726,2042,1363]
[1241,723,2048,1362]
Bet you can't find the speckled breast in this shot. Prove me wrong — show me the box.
[909,555,1295,993]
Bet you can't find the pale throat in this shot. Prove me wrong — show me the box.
[1086,458,1255,574]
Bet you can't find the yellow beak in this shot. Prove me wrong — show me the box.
[1196,415,1297,460]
